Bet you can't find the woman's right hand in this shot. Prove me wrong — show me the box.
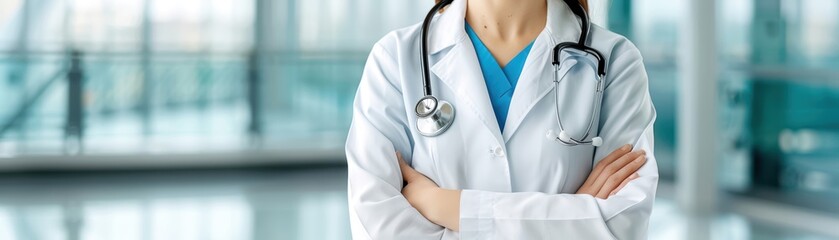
[576,144,646,199]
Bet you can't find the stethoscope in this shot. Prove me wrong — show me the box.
[415,0,606,147]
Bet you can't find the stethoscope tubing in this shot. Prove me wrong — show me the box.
[420,0,455,97]
[416,0,607,145]
[552,64,605,146]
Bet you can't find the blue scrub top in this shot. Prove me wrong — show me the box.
[465,23,534,132]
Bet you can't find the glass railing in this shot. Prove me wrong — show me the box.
[0,51,368,156]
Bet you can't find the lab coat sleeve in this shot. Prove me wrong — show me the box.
[459,40,658,240]
[346,42,446,239]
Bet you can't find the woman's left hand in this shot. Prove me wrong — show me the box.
[397,152,461,231]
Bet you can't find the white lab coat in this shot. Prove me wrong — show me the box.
[346,0,658,239]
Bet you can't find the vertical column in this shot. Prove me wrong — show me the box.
[140,0,153,136]
[749,0,787,189]
[677,0,718,215]
[247,51,262,142]
[249,0,270,143]
[249,0,295,142]
[65,50,84,153]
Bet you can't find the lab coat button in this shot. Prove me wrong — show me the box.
[494,146,505,157]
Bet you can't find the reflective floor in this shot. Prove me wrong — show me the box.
[0,167,834,240]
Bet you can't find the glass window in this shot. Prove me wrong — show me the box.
[259,0,431,148]
[626,0,686,179]
[622,0,839,211]
[0,0,432,155]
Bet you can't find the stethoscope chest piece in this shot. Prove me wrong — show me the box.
[416,96,455,137]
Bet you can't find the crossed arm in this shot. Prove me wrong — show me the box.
[398,145,647,231]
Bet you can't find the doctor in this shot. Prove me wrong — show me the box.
[346,0,657,239]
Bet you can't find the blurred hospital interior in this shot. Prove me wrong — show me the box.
[0,0,838,239]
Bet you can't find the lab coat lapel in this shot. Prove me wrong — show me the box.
[502,0,582,142]
[428,0,504,142]
[432,41,504,142]
[501,37,554,141]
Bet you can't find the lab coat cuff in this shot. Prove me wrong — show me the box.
[459,190,495,239]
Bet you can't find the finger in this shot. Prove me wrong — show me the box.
[578,146,633,197]
[397,152,421,182]
[598,155,646,198]
[597,154,647,198]
[581,144,632,187]
[591,144,633,177]
[609,173,640,197]
[589,150,644,193]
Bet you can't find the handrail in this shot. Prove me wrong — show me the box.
[0,50,368,58]
[0,49,370,138]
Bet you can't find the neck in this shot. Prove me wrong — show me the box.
[465,0,547,41]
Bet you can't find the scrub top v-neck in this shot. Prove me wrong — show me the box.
[465,23,534,133]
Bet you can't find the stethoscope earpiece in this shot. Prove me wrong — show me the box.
[591,137,603,147]
[546,129,603,147]
[558,130,572,142]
